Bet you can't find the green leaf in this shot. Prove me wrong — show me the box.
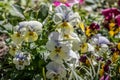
[9,4,25,19]
[86,0,95,4]
[38,3,49,21]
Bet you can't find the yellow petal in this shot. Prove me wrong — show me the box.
[109,22,115,28]
[58,22,74,33]
[11,32,23,45]
[117,43,120,50]
[79,22,85,32]
[112,52,119,63]
[99,69,104,77]
[24,31,38,42]
[85,27,91,37]
[109,31,114,37]
[81,43,88,53]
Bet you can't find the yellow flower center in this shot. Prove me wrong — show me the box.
[55,47,61,53]
[16,32,21,37]
[19,60,24,65]
[64,34,70,38]
[62,22,68,27]
[29,31,34,36]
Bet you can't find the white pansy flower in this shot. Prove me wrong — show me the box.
[47,31,79,63]
[28,21,43,35]
[46,40,72,63]
[15,21,43,42]
[91,34,110,45]
[13,52,31,70]
[53,5,80,25]
[46,61,66,79]
[53,5,80,35]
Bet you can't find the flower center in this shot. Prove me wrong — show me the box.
[29,31,34,36]
[55,46,62,53]
[16,32,21,37]
[62,22,68,27]
[19,60,24,65]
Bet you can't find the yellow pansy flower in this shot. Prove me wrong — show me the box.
[112,52,119,63]
[11,32,23,45]
[9,44,19,56]
[24,31,38,42]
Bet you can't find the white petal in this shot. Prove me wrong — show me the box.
[46,40,56,51]
[46,62,66,78]
[87,43,95,52]
[15,65,25,70]
[18,21,28,30]
[28,21,42,31]
[53,13,63,24]
[48,32,62,41]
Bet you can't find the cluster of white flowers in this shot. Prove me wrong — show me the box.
[10,21,42,70]
[46,5,82,79]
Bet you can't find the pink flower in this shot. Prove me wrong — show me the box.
[53,0,79,7]
[78,0,84,4]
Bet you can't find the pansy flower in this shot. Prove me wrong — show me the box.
[46,61,66,79]
[46,31,78,63]
[53,5,80,34]
[111,42,120,63]
[16,21,42,42]
[79,54,91,66]
[90,34,110,55]
[102,8,120,37]
[99,60,111,77]
[9,43,19,56]
[85,22,100,37]
[13,52,31,70]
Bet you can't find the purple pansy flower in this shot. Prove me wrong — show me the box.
[115,14,120,26]
[89,22,100,30]
[102,8,120,21]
